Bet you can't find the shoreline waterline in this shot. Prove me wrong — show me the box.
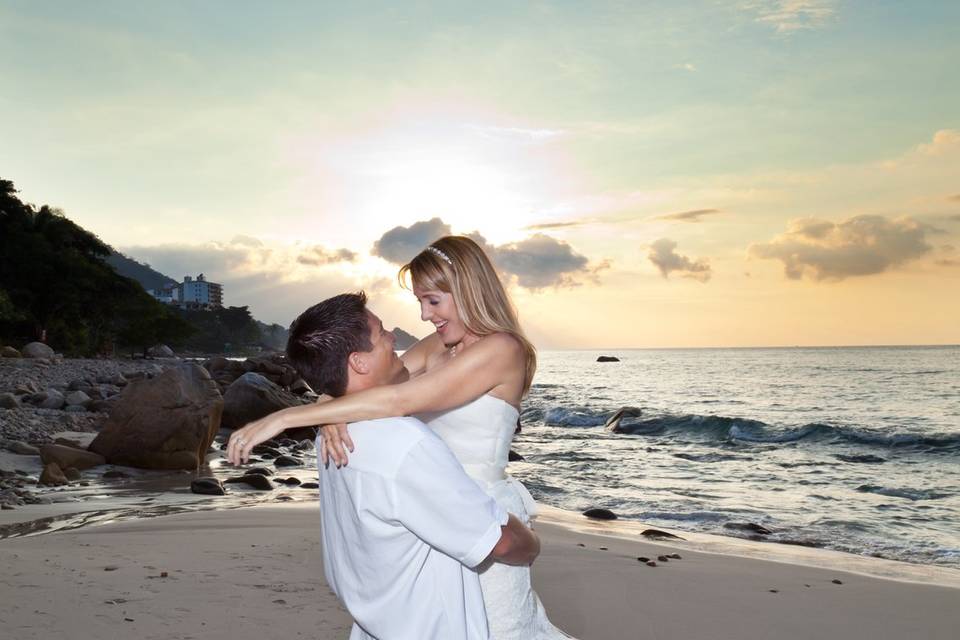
[3,486,958,590]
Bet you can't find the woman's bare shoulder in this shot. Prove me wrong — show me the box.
[476,332,524,358]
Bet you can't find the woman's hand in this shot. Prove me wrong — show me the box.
[319,423,354,467]
[226,411,289,465]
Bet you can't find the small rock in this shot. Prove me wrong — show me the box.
[724,522,773,536]
[225,474,273,490]
[282,477,301,486]
[244,467,274,477]
[596,355,620,362]
[63,467,82,481]
[21,342,55,359]
[657,555,669,562]
[599,546,608,551]
[148,344,175,358]
[583,508,618,521]
[299,482,319,489]
[637,556,650,562]
[577,543,586,548]
[190,477,225,495]
[104,565,119,571]
[4,440,39,455]
[65,390,92,408]
[102,470,131,478]
[0,393,20,409]
[641,529,685,541]
[274,455,301,467]
[40,444,106,471]
[1,345,22,358]
[508,450,525,462]
[646,561,657,567]
[769,589,779,593]
[37,389,65,410]
[667,553,682,560]
[160,571,168,578]
[39,463,69,486]
[832,579,843,585]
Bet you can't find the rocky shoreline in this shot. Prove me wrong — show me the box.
[0,343,320,514]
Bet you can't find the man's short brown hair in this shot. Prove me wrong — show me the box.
[286,292,372,397]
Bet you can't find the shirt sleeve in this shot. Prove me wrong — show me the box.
[393,434,509,569]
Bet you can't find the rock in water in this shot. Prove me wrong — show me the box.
[225,474,274,490]
[39,444,106,470]
[604,406,643,433]
[63,467,82,481]
[89,364,223,470]
[244,467,275,477]
[583,508,618,520]
[596,355,620,362]
[508,449,525,462]
[221,373,303,430]
[724,522,773,536]
[22,342,55,359]
[641,529,686,541]
[191,477,225,495]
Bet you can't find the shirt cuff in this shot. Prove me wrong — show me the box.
[461,505,509,569]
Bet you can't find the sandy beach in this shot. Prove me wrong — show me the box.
[2,502,957,640]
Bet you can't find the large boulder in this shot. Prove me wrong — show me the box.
[89,364,223,470]
[221,373,302,430]
[22,342,55,359]
[39,444,105,470]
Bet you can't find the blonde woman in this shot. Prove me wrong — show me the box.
[228,236,572,639]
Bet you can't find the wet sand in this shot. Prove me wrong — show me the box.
[1,502,957,640]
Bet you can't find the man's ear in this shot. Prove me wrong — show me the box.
[347,351,369,375]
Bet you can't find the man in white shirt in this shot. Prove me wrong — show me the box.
[285,292,540,639]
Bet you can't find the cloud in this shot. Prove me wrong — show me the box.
[297,246,357,266]
[654,208,721,223]
[749,215,933,281]
[523,220,590,230]
[489,233,593,289]
[230,235,263,248]
[372,219,599,289]
[648,239,712,282]
[740,0,837,33]
[372,217,452,264]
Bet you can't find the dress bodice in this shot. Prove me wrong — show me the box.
[417,395,519,486]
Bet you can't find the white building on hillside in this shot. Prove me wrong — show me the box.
[180,274,223,309]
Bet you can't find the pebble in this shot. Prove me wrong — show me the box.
[832,579,843,585]
[657,555,669,562]
[646,561,657,567]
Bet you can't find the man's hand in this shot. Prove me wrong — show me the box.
[226,411,289,465]
[489,514,541,566]
[320,423,354,467]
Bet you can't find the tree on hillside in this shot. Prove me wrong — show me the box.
[0,178,191,355]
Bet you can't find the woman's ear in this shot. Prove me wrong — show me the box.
[348,351,368,375]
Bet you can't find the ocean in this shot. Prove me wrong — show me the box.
[512,346,960,567]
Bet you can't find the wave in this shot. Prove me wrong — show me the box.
[856,485,951,501]
[534,406,960,452]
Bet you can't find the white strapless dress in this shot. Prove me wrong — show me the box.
[419,395,573,640]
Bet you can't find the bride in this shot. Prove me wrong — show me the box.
[228,235,572,639]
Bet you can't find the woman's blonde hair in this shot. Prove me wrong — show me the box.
[399,235,537,396]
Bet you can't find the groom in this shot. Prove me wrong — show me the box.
[285,292,540,640]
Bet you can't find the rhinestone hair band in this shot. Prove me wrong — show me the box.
[425,245,453,265]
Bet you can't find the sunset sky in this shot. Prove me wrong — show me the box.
[2,1,958,347]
